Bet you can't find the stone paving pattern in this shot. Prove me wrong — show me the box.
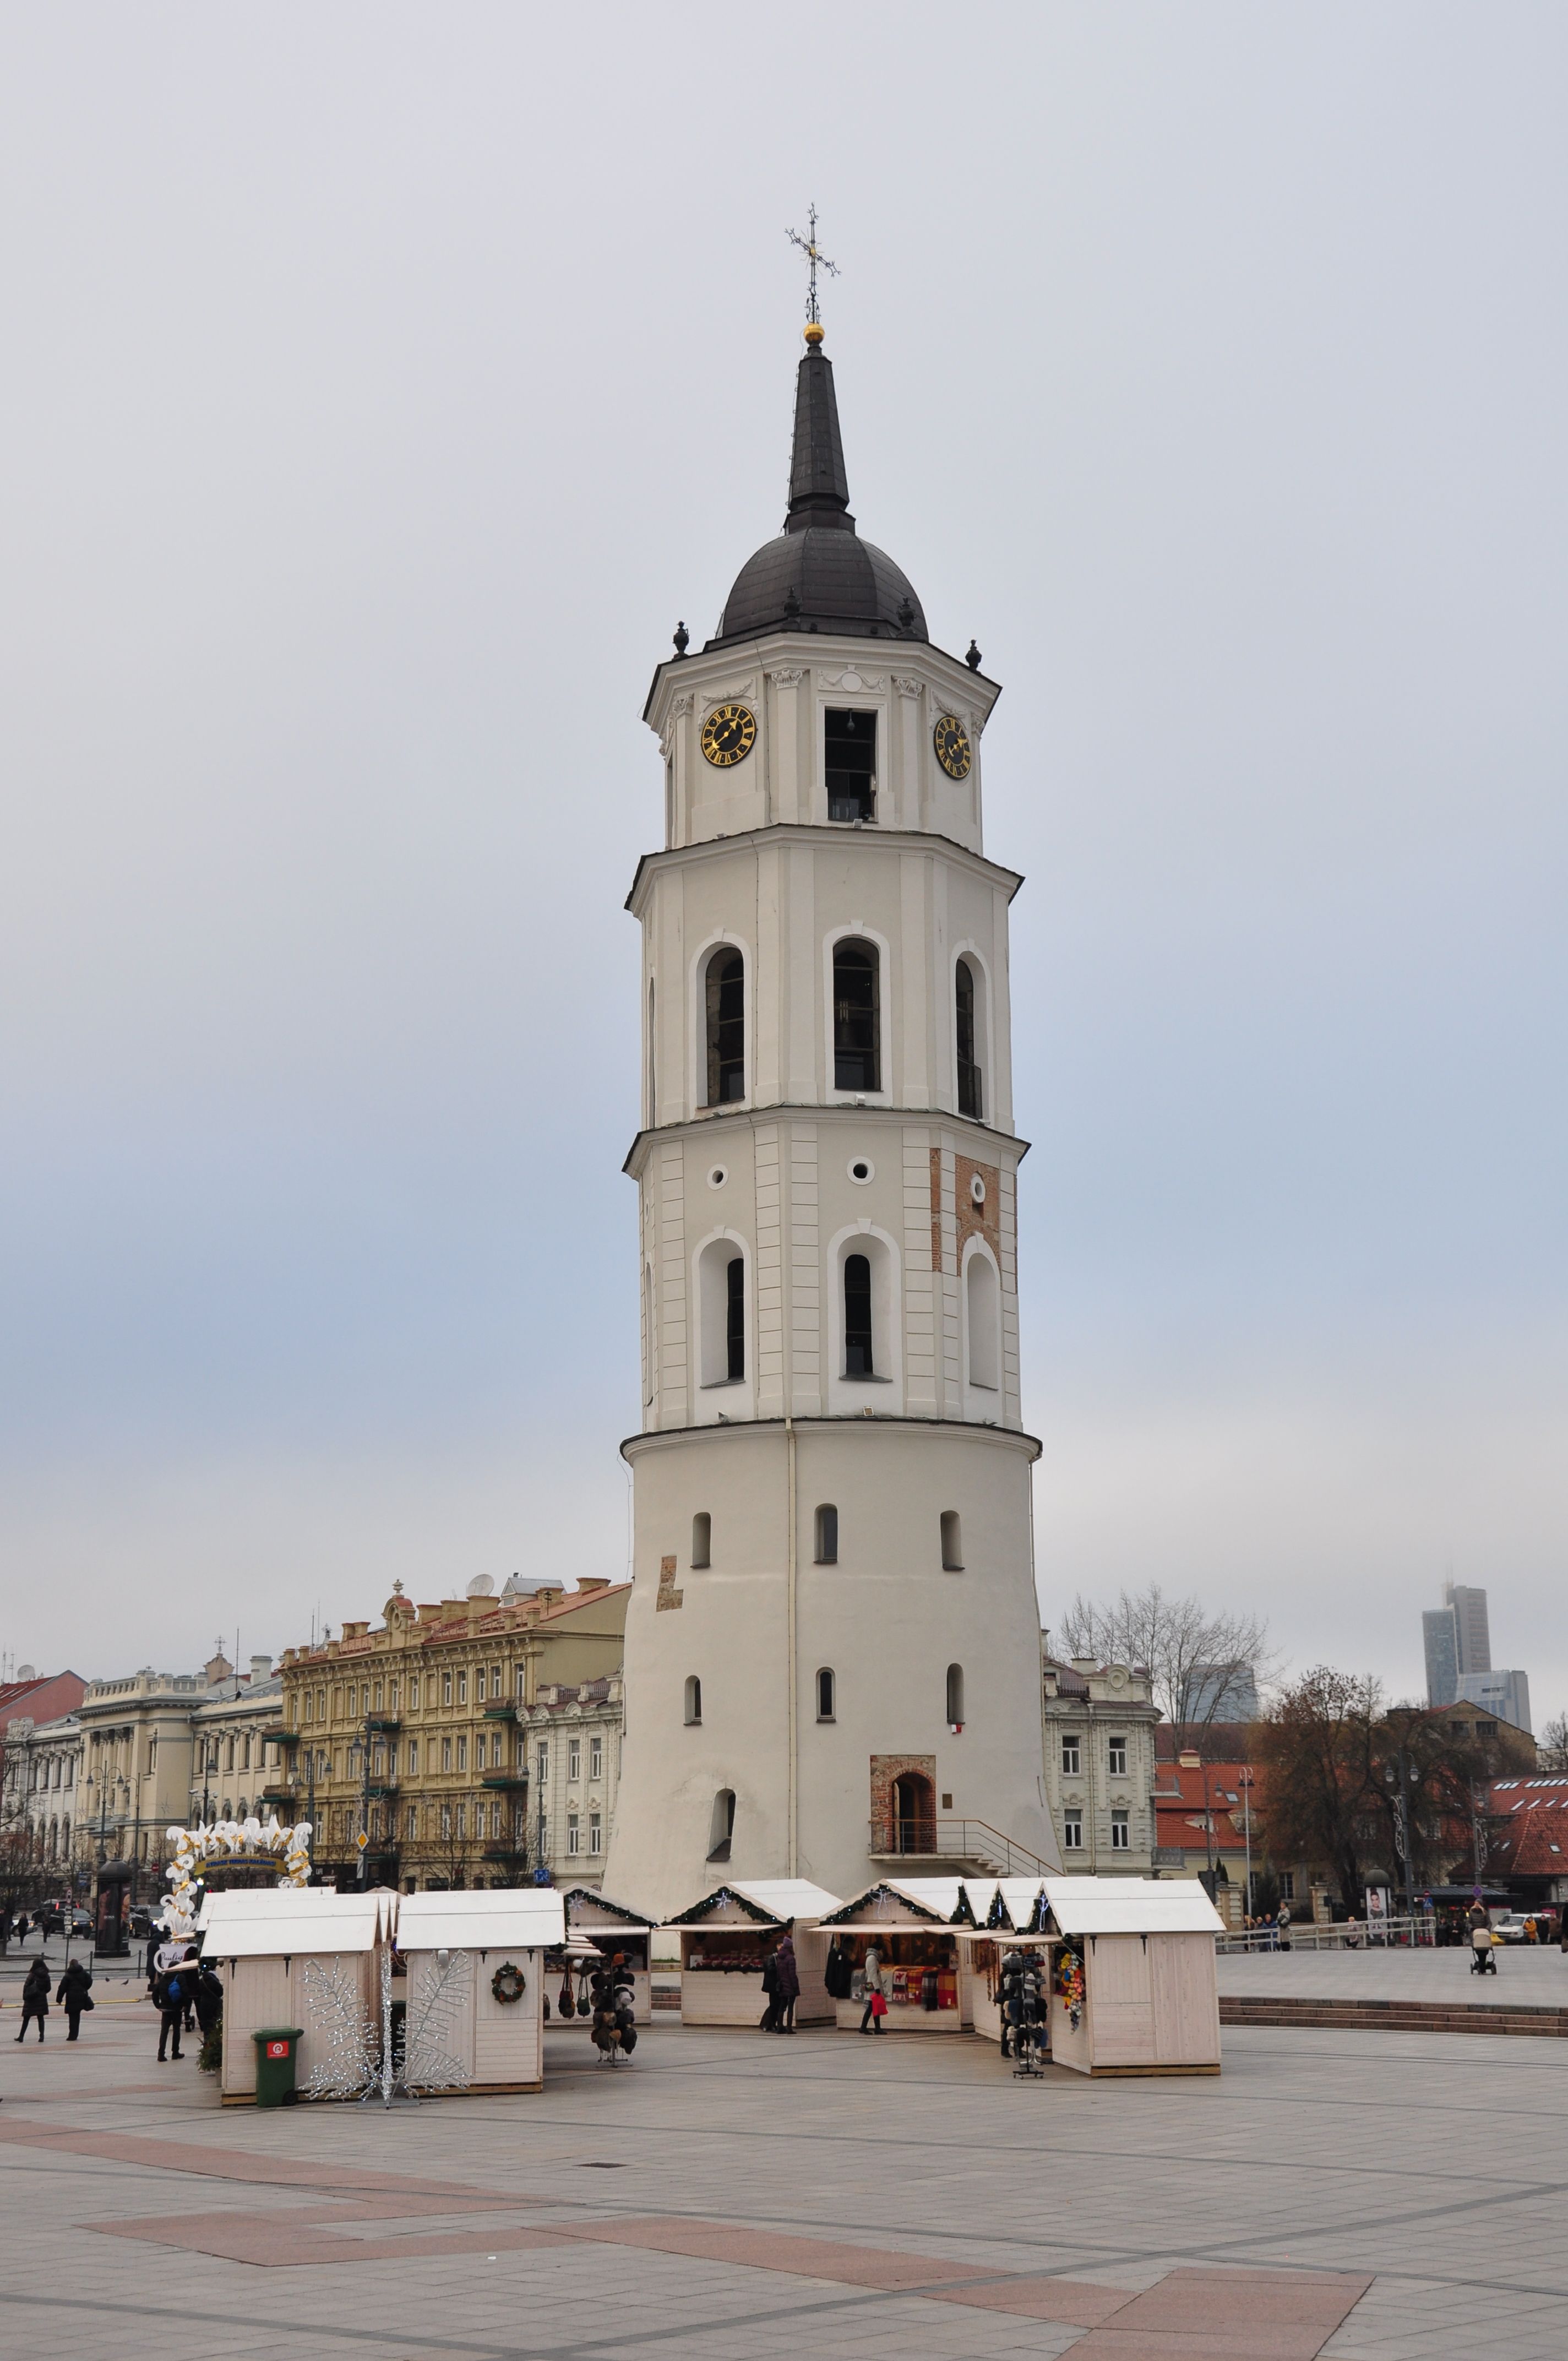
[1,1967,1565,2359]
[1218,1946,1568,2007]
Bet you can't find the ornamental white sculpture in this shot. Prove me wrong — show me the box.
[160,1815,313,1936]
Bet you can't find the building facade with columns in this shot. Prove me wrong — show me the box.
[604,321,1058,1917]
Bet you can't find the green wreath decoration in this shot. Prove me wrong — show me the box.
[491,1960,526,2005]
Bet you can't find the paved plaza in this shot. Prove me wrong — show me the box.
[2,1963,1566,2361]
[1218,1943,1568,2008]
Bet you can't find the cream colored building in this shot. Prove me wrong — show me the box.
[604,323,1058,1917]
[1041,1655,1161,1876]
[189,1657,287,1825]
[77,1669,208,1892]
[3,1712,82,1874]
[276,1577,627,1890]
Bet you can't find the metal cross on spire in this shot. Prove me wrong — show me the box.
[786,205,839,334]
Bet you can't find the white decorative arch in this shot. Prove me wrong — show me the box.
[160,1816,314,1938]
[688,928,753,1114]
[823,922,892,1105]
[826,1217,904,1415]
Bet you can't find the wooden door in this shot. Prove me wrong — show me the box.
[1149,1933,1221,2065]
[1087,1934,1156,2065]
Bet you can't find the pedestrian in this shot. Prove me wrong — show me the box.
[774,1929,800,2033]
[1275,1904,1291,1952]
[860,1943,886,2034]
[758,1945,780,2031]
[56,1957,94,2041]
[15,1956,50,2042]
[154,1962,187,2060]
[180,1944,200,2031]
[15,1911,30,1946]
[194,1961,224,2047]
[1467,1899,1496,1975]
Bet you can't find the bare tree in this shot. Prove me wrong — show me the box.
[1058,1583,1275,1744]
[1537,1712,1568,1775]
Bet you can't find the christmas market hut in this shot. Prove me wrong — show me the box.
[665,1879,840,2027]
[560,1886,656,2022]
[198,1886,394,2104]
[955,1877,1049,2042]
[818,1878,988,2033]
[1039,1876,1224,2076]
[396,1886,565,2096]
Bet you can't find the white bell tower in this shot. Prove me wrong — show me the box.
[603,315,1057,1916]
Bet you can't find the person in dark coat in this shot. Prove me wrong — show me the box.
[773,1931,801,2033]
[56,1957,94,2040]
[15,1957,50,2041]
[154,1965,186,2059]
[758,1946,781,2031]
[193,1963,224,2041]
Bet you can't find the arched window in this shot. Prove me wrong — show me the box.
[691,1512,711,1569]
[946,1664,965,1727]
[698,1238,748,1388]
[726,1256,745,1379]
[814,1504,839,1564]
[833,940,880,1091]
[704,947,745,1105]
[955,956,982,1118]
[965,1249,1000,1390]
[843,1254,873,1375]
[707,1787,736,1862]
[684,1675,702,1726]
[816,1667,836,1720]
[825,706,876,822]
[940,1510,964,1571]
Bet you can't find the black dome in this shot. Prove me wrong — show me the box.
[707,340,928,650]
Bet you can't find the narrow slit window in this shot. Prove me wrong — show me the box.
[966,1252,1000,1390]
[726,1256,745,1380]
[684,1675,702,1726]
[946,1663,965,1727]
[940,1509,963,1570]
[816,1667,836,1720]
[691,1511,711,1568]
[705,948,745,1105]
[825,706,876,822]
[814,1504,839,1564]
[832,940,880,1091]
[955,957,982,1118]
[843,1254,873,1376]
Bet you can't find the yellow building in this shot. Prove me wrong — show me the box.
[273,1579,628,1891]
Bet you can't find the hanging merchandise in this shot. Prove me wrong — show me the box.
[999,1946,1046,2077]
[1054,1946,1085,2032]
[558,1973,574,2020]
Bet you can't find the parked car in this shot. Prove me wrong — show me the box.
[1492,1914,1532,1943]
[128,1906,156,1939]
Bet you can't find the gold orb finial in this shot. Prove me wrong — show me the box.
[803,321,825,346]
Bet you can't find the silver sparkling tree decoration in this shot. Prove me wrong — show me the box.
[300,1956,381,2102]
[401,1946,472,2096]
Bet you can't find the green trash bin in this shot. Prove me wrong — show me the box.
[252,2026,304,2107]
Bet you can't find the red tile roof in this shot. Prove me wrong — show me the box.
[1486,1778,1568,1876]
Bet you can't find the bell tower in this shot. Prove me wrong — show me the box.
[603,315,1057,1914]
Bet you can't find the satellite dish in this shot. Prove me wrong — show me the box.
[466,1574,496,1598]
[16,1663,35,1680]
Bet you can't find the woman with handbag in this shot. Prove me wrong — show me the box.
[56,1957,94,2041]
[859,1943,886,2034]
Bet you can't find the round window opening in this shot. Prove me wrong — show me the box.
[848,1158,874,1185]
[707,1165,728,1190]
[970,1173,987,1206]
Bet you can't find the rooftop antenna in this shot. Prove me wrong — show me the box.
[786,204,838,344]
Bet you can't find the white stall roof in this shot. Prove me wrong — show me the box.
[663,1878,842,1930]
[994,1878,1047,1931]
[819,1878,969,1930]
[198,1886,391,1957]
[562,1886,654,1934]
[398,1888,565,1951]
[1042,1876,1225,1937]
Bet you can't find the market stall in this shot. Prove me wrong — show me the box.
[198,1886,393,2104]
[665,1879,839,2027]
[1040,1877,1223,2076]
[957,1878,1048,2043]
[396,1887,564,2095]
[818,1879,980,2033]
[559,1886,656,2022]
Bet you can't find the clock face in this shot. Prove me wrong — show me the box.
[701,703,757,769]
[933,714,972,781]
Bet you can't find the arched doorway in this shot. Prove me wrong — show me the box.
[891,1772,935,1856]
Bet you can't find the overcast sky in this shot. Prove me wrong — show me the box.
[2,6,1564,1724]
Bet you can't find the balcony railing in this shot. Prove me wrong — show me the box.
[481,1772,529,1792]
[482,1703,518,1722]
[869,1817,1054,1879]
